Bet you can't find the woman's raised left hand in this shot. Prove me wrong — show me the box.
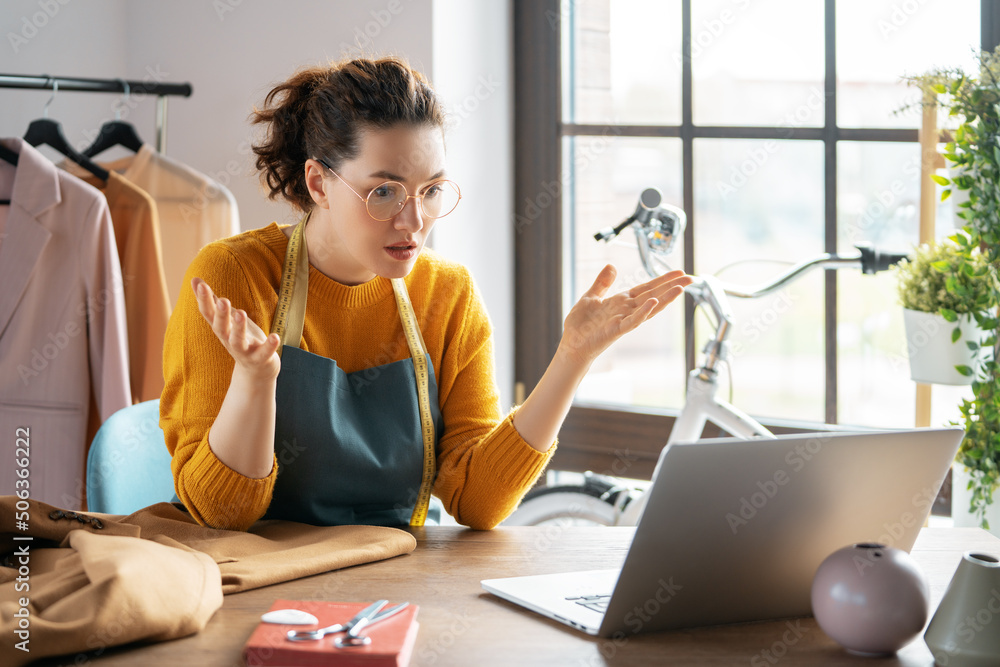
[558,264,693,367]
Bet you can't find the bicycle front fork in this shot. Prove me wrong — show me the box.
[667,368,777,446]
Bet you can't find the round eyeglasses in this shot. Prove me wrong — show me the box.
[316,157,462,221]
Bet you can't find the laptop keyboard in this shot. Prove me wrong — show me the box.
[565,593,611,613]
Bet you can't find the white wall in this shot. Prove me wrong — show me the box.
[0,0,515,405]
[122,0,435,230]
[431,0,514,408]
[2,0,129,162]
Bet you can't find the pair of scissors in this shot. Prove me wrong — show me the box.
[286,600,409,647]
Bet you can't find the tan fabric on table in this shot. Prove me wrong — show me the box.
[0,496,417,666]
[66,168,171,405]
[0,531,222,667]
[94,144,241,307]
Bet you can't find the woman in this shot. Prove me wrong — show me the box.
[160,56,691,532]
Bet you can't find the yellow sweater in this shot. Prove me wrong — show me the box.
[160,223,553,531]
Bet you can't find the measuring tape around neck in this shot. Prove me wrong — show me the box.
[272,212,437,526]
[391,277,437,526]
[270,212,310,352]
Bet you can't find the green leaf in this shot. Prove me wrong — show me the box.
[956,365,974,376]
[932,83,947,95]
[942,189,952,202]
[941,307,959,322]
[931,174,951,186]
[953,327,962,343]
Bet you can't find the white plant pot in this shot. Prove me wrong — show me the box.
[951,464,1000,538]
[902,308,982,386]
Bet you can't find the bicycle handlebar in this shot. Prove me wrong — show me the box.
[706,245,908,300]
[594,193,911,380]
[856,245,910,275]
[593,216,637,242]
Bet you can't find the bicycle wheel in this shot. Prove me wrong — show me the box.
[502,476,630,526]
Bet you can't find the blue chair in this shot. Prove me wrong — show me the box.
[86,399,177,514]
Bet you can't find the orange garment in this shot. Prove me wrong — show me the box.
[161,223,554,531]
[73,170,170,404]
[96,144,240,306]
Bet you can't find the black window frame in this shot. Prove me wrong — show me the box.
[514,0,1000,481]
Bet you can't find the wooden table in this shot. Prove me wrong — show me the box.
[32,527,1000,666]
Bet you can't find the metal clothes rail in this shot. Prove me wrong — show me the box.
[0,73,193,153]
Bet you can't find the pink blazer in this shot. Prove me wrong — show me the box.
[0,138,131,509]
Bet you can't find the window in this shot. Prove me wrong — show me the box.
[514,0,992,479]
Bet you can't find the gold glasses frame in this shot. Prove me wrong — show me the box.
[315,157,461,221]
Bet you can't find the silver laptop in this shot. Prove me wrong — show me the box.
[482,427,964,638]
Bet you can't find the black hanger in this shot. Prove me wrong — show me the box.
[0,143,16,205]
[82,120,144,158]
[24,119,110,182]
[82,80,144,158]
[23,78,109,182]
[0,143,18,166]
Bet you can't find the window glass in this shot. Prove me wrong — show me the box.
[565,0,682,125]
[694,139,826,422]
[555,0,985,431]
[836,0,981,129]
[568,136,687,409]
[692,0,825,127]
[836,141,973,427]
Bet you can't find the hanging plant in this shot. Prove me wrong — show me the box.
[902,46,1000,528]
[891,237,993,386]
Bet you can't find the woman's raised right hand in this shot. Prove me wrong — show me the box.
[192,277,281,381]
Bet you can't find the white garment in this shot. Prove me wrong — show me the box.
[94,144,240,307]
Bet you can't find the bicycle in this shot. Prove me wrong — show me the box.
[503,188,908,527]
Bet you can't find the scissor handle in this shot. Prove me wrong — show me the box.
[334,603,410,649]
[285,600,404,643]
[286,621,346,641]
[335,634,373,648]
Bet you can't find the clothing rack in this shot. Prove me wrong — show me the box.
[0,73,193,153]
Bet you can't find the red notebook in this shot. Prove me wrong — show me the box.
[244,599,419,667]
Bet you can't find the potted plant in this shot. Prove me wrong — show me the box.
[902,46,1000,531]
[890,237,991,386]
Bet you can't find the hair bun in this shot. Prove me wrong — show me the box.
[250,56,444,212]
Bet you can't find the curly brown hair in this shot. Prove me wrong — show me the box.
[250,56,445,212]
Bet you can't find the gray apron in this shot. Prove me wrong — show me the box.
[262,214,442,526]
